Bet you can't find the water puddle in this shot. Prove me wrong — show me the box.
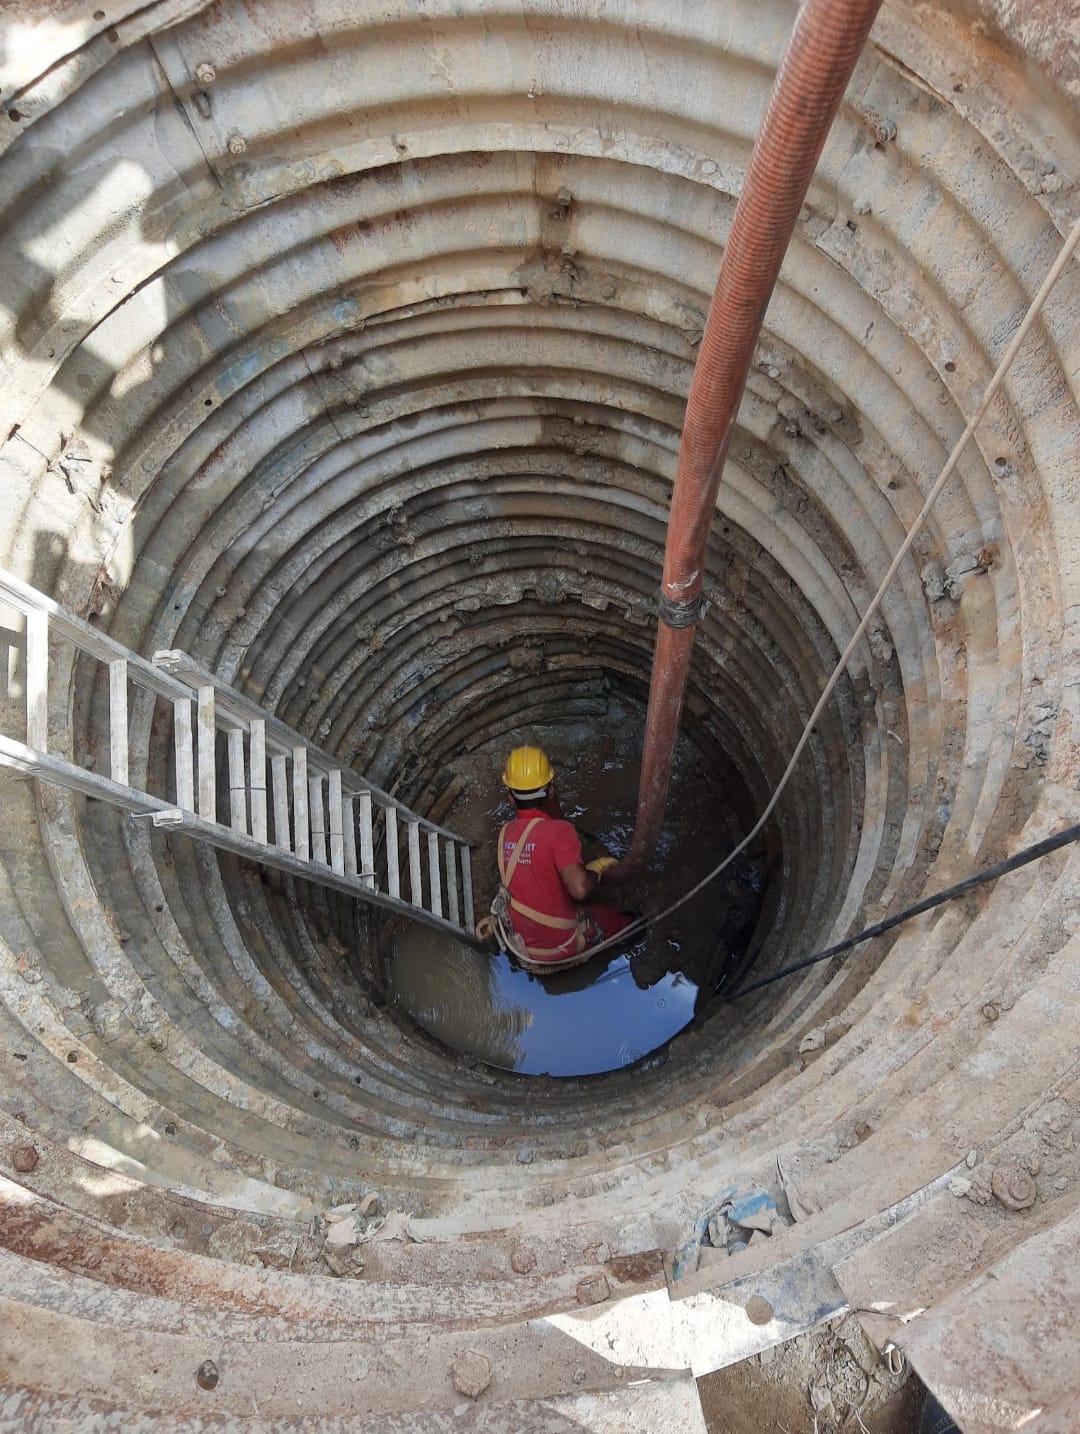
[389,925,699,1076]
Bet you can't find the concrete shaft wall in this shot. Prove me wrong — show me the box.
[1,1,1079,1426]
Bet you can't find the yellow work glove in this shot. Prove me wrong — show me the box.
[585,856,617,878]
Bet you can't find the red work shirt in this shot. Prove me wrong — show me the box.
[501,809,582,955]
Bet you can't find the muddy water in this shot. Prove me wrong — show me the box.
[389,930,698,1076]
[388,696,764,1077]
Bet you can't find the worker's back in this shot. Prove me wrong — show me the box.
[499,808,582,954]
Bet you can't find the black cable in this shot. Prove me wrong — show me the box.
[722,817,1080,1001]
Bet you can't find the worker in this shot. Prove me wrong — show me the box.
[485,745,632,970]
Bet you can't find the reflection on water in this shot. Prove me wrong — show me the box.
[389,924,699,1077]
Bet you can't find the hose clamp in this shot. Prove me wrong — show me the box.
[657,589,703,629]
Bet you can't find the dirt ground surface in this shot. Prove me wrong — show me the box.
[697,1315,924,1434]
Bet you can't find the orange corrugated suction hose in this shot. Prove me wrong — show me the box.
[616,0,885,876]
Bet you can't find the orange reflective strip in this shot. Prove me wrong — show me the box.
[508,895,579,931]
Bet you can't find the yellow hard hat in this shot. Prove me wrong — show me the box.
[502,745,554,796]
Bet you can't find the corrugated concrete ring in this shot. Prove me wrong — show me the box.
[0,0,1078,1424]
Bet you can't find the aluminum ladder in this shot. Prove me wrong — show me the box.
[0,569,476,944]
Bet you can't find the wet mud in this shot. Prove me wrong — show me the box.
[388,695,767,1076]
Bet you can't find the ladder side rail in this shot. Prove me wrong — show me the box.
[1,734,194,818]
[0,736,481,945]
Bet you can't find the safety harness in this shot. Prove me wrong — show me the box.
[488,817,588,963]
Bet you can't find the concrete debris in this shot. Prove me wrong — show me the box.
[948,1177,972,1198]
[576,1273,610,1306]
[367,1210,417,1242]
[250,1248,292,1271]
[323,1201,414,1248]
[798,1017,847,1055]
[325,1218,361,1248]
[868,621,893,663]
[451,1351,492,1400]
[777,1157,817,1223]
[966,1149,978,1168]
[510,1242,537,1274]
[991,1166,1037,1211]
[322,1246,363,1277]
[707,1213,731,1247]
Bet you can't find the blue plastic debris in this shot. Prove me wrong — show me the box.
[673,1185,782,1280]
[724,1188,777,1233]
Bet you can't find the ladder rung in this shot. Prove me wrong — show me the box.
[291,747,309,859]
[328,770,345,875]
[227,727,247,834]
[342,793,357,877]
[249,720,267,842]
[109,659,128,785]
[385,806,400,899]
[460,846,475,931]
[173,698,194,811]
[25,610,48,751]
[445,841,461,926]
[309,774,327,865]
[357,791,375,890]
[197,685,216,821]
[271,752,290,850]
[427,829,443,918]
[407,820,423,908]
